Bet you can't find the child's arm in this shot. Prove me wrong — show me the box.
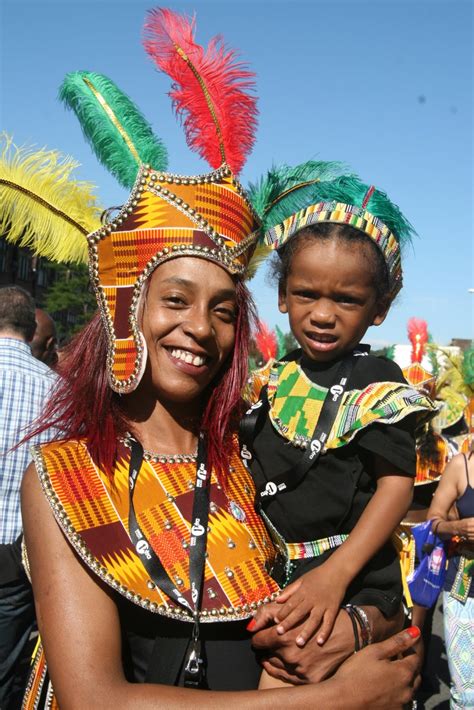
[254,455,413,647]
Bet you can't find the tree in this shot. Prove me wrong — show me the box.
[44,263,97,342]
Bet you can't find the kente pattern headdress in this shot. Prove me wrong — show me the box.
[250,163,415,300]
[58,8,260,393]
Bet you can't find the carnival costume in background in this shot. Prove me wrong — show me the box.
[8,9,287,706]
[442,453,474,709]
[392,322,473,593]
[241,165,437,617]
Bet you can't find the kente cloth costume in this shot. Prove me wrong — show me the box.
[20,8,280,706]
[242,164,437,612]
[392,321,471,595]
[23,437,278,702]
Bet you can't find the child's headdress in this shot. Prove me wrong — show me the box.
[56,8,260,394]
[251,163,414,300]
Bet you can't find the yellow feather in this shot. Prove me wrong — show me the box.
[246,240,272,281]
[0,133,102,264]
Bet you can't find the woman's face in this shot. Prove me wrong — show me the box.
[140,257,237,404]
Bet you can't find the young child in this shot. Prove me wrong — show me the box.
[243,167,437,687]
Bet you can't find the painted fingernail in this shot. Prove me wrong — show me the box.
[406,626,421,639]
[246,618,257,631]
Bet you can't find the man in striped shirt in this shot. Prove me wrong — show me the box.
[0,286,57,709]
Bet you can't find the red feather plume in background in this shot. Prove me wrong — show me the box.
[143,7,258,175]
[407,317,428,363]
[255,321,277,363]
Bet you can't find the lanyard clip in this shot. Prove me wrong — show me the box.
[183,636,206,688]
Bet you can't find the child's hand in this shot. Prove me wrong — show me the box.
[273,564,347,647]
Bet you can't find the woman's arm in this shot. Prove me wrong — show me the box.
[427,454,474,541]
[22,463,418,710]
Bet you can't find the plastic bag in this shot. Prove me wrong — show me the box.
[408,520,447,608]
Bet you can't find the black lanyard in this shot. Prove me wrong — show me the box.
[128,434,210,687]
[240,346,369,507]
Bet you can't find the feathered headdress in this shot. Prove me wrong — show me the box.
[73,8,261,393]
[257,167,415,300]
[143,7,257,175]
[0,133,101,264]
[59,71,168,189]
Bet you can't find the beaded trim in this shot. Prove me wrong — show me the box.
[264,200,402,299]
[87,162,260,394]
[32,445,278,623]
[121,433,198,464]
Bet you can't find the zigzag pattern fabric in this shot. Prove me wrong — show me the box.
[32,438,278,621]
[257,360,438,450]
[88,163,259,392]
[264,201,402,298]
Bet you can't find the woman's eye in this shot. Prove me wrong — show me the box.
[164,295,186,306]
[215,306,236,321]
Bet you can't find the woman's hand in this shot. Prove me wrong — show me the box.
[455,516,474,541]
[327,627,421,709]
[258,563,346,646]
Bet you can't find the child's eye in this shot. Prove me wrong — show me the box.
[294,290,316,300]
[336,295,359,305]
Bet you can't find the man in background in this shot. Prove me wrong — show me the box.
[30,308,58,369]
[0,286,57,709]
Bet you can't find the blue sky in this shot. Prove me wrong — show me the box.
[1,0,472,347]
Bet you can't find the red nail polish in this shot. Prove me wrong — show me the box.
[406,626,420,639]
[246,618,257,631]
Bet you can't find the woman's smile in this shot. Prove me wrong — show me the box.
[139,257,237,402]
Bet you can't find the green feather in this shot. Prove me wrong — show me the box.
[59,71,168,189]
[462,347,474,387]
[385,345,396,361]
[275,324,286,359]
[303,175,415,249]
[248,160,352,231]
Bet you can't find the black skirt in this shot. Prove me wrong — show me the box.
[119,597,261,690]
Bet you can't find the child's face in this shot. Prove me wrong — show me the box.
[278,238,389,363]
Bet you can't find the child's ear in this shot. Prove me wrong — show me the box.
[372,298,390,327]
[278,284,288,314]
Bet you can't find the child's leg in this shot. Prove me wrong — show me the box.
[258,668,294,689]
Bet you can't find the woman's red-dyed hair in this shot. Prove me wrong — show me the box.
[31,277,255,482]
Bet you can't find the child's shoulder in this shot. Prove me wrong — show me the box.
[353,353,406,388]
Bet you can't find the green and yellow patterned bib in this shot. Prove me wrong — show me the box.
[248,359,437,451]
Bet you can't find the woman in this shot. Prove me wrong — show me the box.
[427,450,474,708]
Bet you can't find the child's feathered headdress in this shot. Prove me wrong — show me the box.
[252,164,414,300]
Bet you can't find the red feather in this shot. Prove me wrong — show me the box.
[407,317,428,363]
[143,7,258,175]
[255,321,277,362]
